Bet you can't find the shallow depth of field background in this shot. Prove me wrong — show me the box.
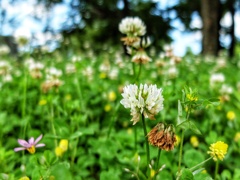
[0,0,240,180]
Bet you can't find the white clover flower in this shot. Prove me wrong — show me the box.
[210,73,225,87]
[119,17,146,37]
[46,67,62,78]
[65,63,76,74]
[120,84,164,125]
[29,62,44,71]
[132,50,152,64]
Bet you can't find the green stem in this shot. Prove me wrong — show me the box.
[134,126,137,151]
[214,160,219,180]
[50,100,57,147]
[22,70,28,138]
[156,149,162,171]
[189,157,212,171]
[75,76,84,111]
[154,149,162,180]
[107,103,120,138]
[141,114,150,173]
[132,61,136,77]
[134,63,142,83]
[178,130,185,174]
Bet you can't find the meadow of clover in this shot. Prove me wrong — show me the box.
[0,17,240,180]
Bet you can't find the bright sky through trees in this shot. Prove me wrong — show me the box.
[0,0,239,56]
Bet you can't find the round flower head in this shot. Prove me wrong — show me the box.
[120,84,164,125]
[207,141,228,161]
[119,17,146,37]
[147,123,176,151]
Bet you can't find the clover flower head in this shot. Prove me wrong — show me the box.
[147,123,176,151]
[207,141,228,161]
[119,17,146,37]
[14,134,45,154]
[210,73,225,87]
[132,50,152,64]
[120,84,164,125]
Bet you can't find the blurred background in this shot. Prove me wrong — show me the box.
[0,0,239,58]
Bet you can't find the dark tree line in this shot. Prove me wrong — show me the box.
[1,0,240,57]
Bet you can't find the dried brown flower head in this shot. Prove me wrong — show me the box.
[147,123,176,151]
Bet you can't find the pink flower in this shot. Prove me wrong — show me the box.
[14,134,45,154]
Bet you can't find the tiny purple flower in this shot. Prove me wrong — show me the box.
[14,134,45,154]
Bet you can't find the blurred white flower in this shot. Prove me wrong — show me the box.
[220,84,233,95]
[167,66,178,78]
[71,55,82,63]
[29,61,44,79]
[0,60,11,75]
[82,66,94,81]
[0,45,10,54]
[132,50,152,64]
[65,63,76,74]
[210,73,225,87]
[108,68,119,80]
[46,67,62,79]
[120,84,164,125]
[119,17,146,37]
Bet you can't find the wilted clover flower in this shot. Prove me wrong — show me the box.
[147,123,176,151]
[207,141,228,161]
[120,84,164,125]
[132,49,152,64]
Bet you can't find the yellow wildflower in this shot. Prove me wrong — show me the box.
[207,141,228,161]
[226,111,235,121]
[65,94,72,101]
[55,146,64,157]
[175,135,181,146]
[99,72,107,79]
[186,93,198,102]
[150,169,156,178]
[19,176,30,180]
[108,91,117,101]
[55,139,68,157]
[190,136,199,147]
[59,139,68,152]
[234,132,240,142]
[38,99,47,106]
[104,104,111,112]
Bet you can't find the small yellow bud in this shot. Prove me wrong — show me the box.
[234,132,240,142]
[99,72,107,79]
[55,146,64,157]
[19,176,30,180]
[38,99,47,106]
[175,135,181,146]
[226,111,235,121]
[59,139,68,152]
[65,94,72,101]
[190,136,199,147]
[108,91,117,101]
[104,104,111,112]
[150,169,156,178]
